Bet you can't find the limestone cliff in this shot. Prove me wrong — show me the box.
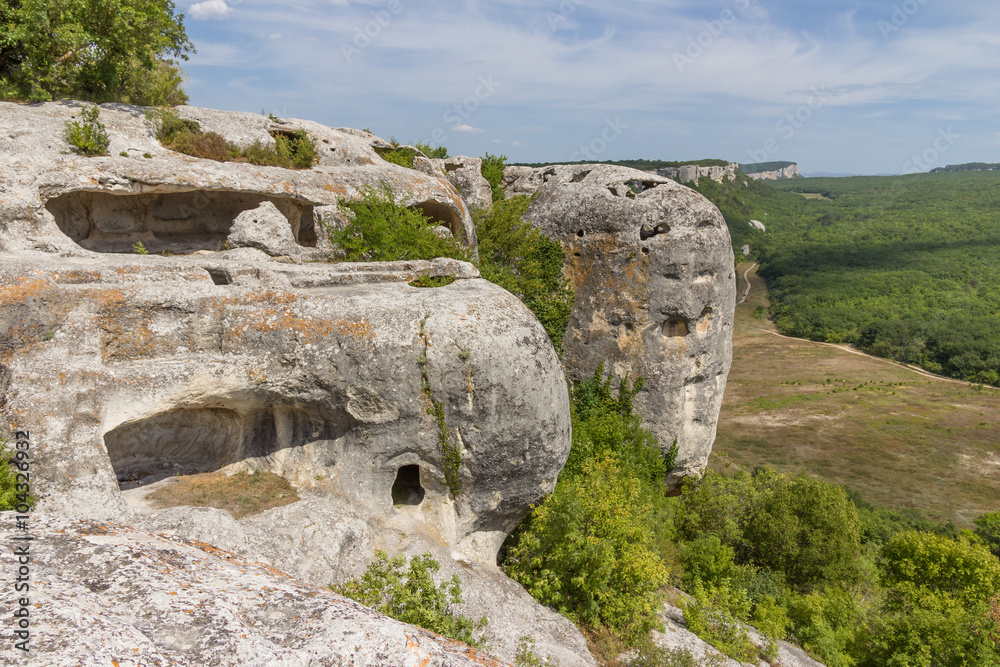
[655,162,739,184]
[745,163,800,180]
[0,101,590,665]
[504,164,735,489]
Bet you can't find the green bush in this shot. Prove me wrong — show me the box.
[473,195,574,355]
[481,152,507,202]
[414,141,448,159]
[322,183,470,263]
[64,104,110,156]
[878,530,1000,604]
[680,536,736,590]
[680,580,758,663]
[332,550,488,649]
[149,109,316,169]
[974,512,1000,559]
[504,454,671,643]
[677,469,863,592]
[380,147,417,169]
[743,474,863,591]
[0,439,27,511]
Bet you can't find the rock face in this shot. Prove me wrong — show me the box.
[226,200,303,259]
[653,597,827,667]
[518,164,735,489]
[0,513,510,667]
[745,163,800,180]
[655,162,739,185]
[0,101,592,665]
[0,101,477,258]
[417,155,494,213]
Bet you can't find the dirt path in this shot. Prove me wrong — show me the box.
[738,262,756,305]
[737,264,972,387]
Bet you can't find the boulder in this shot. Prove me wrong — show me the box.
[520,164,735,489]
[418,155,494,212]
[227,200,302,259]
[0,513,511,666]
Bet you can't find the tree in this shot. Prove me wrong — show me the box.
[0,0,193,104]
[974,512,1000,559]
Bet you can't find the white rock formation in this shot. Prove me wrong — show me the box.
[0,101,591,665]
[655,162,739,184]
[515,164,736,490]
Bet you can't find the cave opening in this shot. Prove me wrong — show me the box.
[46,189,318,254]
[391,465,425,506]
[104,404,345,492]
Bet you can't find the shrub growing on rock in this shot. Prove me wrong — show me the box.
[481,152,507,202]
[505,454,671,643]
[332,550,488,650]
[473,195,574,355]
[323,183,470,263]
[64,104,110,156]
[149,109,317,169]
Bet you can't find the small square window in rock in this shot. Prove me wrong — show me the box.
[392,465,425,506]
[663,318,689,337]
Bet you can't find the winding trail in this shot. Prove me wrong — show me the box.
[738,262,756,304]
[737,264,972,387]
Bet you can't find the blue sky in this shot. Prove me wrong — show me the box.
[178,0,1000,174]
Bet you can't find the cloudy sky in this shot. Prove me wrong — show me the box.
[179,0,1000,175]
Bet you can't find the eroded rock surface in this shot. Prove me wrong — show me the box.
[0,513,511,667]
[519,164,735,489]
[0,101,590,665]
[0,101,477,257]
[418,155,494,212]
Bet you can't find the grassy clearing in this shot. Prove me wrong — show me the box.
[714,264,1000,527]
[147,470,300,519]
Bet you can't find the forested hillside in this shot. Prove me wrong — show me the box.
[692,171,1000,385]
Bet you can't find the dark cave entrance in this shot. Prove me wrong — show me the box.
[391,465,425,506]
[46,189,318,254]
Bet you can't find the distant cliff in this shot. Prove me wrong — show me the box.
[656,162,739,184]
[740,161,800,180]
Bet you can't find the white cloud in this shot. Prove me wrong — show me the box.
[512,140,522,146]
[189,0,232,20]
[453,124,483,134]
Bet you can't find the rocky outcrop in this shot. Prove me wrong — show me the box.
[655,162,739,185]
[651,597,827,667]
[518,164,735,489]
[0,101,477,257]
[0,513,510,666]
[745,164,800,180]
[417,155,494,212]
[0,101,592,665]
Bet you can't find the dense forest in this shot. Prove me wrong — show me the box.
[691,171,1000,386]
[931,162,1000,173]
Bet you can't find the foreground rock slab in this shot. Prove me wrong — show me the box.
[0,513,510,667]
